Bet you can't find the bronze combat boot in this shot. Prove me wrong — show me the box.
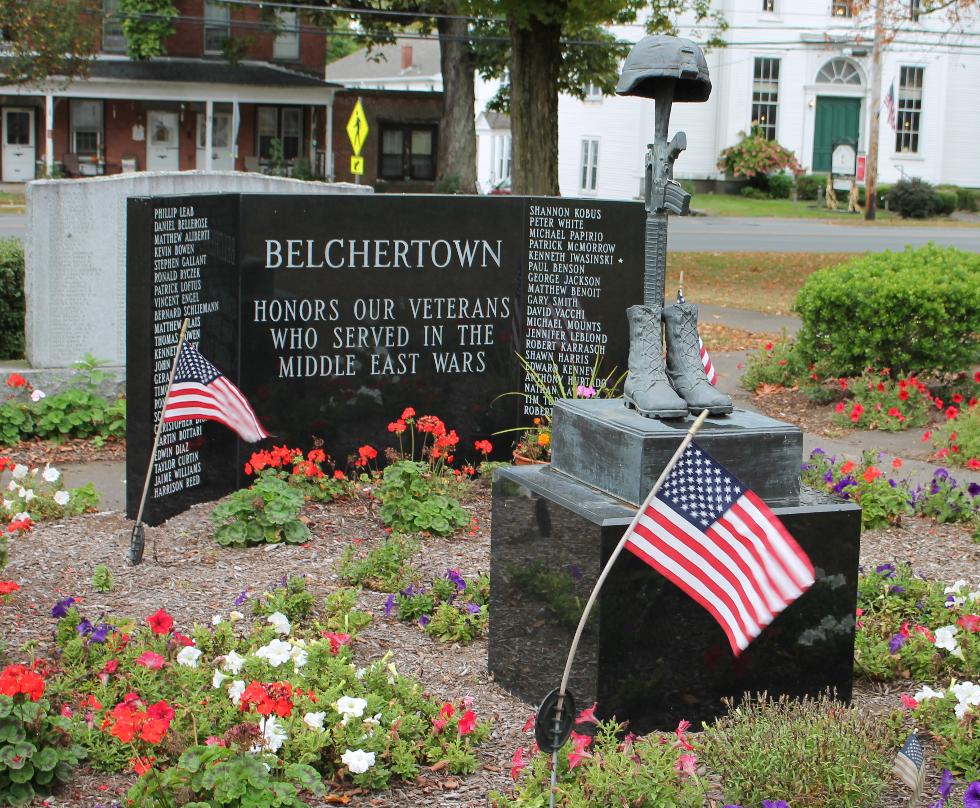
[663,302,733,416]
[623,304,688,419]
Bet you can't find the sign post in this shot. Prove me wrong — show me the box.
[345,98,368,182]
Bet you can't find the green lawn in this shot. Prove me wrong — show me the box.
[691,193,898,220]
[666,252,851,316]
[0,191,25,212]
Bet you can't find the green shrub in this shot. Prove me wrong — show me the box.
[0,238,24,360]
[740,335,806,391]
[793,245,980,376]
[339,535,420,591]
[795,174,824,201]
[767,172,793,199]
[374,460,471,537]
[697,692,895,808]
[739,185,768,199]
[936,190,957,216]
[956,187,977,211]
[211,475,309,547]
[717,130,801,178]
[886,177,942,218]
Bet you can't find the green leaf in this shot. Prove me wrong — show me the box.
[32,746,58,772]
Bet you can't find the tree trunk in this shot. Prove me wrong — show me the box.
[436,12,477,193]
[509,16,562,196]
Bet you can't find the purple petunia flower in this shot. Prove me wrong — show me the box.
[888,478,898,488]
[964,780,980,808]
[562,563,583,581]
[938,769,954,801]
[51,597,76,618]
[889,586,906,595]
[889,633,908,654]
[969,482,980,498]
[934,468,950,481]
[833,476,856,496]
[876,563,896,578]
[384,593,396,618]
[811,448,825,456]
[76,618,93,637]
[233,589,249,606]
[464,602,481,614]
[445,569,466,590]
[823,470,835,484]
[418,614,430,627]
[762,801,790,808]
[90,623,113,644]
[401,584,418,598]
[916,599,926,611]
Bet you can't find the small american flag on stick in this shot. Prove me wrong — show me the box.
[677,288,717,384]
[163,342,268,443]
[892,733,926,802]
[624,441,814,655]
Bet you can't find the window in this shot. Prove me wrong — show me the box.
[379,124,436,180]
[583,82,603,100]
[752,57,779,141]
[909,0,921,20]
[831,0,853,16]
[273,11,300,61]
[895,66,923,153]
[256,106,303,161]
[102,0,126,52]
[816,58,862,85]
[204,1,230,54]
[579,138,599,192]
[70,99,103,156]
[762,0,775,11]
[492,134,511,182]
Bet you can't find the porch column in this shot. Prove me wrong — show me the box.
[325,95,334,181]
[204,99,214,171]
[231,98,240,169]
[45,94,55,175]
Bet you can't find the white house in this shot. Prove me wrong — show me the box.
[558,0,980,199]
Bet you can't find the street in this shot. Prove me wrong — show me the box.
[0,213,25,240]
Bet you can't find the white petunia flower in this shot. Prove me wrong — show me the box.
[30,389,45,402]
[355,667,366,680]
[303,711,326,731]
[42,465,60,483]
[222,650,245,674]
[944,580,968,595]
[335,696,368,719]
[914,685,945,701]
[951,681,980,708]
[2,499,12,512]
[363,713,382,735]
[266,611,291,636]
[254,639,293,667]
[212,669,227,689]
[341,748,376,775]
[229,610,245,622]
[176,646,202,668]
[11,464,28,480]
[53,490,70,506]
[262,716,288,752]
[6,480,17,492]
[227,679,246,705]
[955,701,972,720]
[12,511,30,522]
[211,614,223,626]
[22,489,34,502]
[290,646,308,669]
[934,626,961,657]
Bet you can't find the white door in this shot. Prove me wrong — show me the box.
[196,111,234,170]
[2,108,35,182]
[147,111,179,172]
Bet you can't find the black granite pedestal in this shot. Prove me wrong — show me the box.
[488,465,861,734]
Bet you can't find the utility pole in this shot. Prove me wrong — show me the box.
[865,0,885,221]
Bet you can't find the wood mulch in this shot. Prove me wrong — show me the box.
[2,471,978,808]
[2,436,126,468]
[746,384,845,438]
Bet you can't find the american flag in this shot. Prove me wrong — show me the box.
[892,733,925,799]
[162,342,268,443]
[677,289,717,384]
[624,442,814,655]
[884,81,897,132]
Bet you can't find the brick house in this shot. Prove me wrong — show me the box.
[0,0,342,181]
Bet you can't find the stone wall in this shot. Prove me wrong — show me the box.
[25,171,370,368]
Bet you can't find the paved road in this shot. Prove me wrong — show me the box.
[0,213,25,240]
[668,215,980,252]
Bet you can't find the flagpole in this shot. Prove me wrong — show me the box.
[545,408,710,808]
[129,318,190,564]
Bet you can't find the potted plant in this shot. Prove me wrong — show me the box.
[513,417,551,464]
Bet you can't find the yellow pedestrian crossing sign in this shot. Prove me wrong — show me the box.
[346,99,369,155]
[350,155,364,175]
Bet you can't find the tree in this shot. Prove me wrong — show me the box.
[478,0,727,196]
[119,0,178,60]
[0,0,99,84]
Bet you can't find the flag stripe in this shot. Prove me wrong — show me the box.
[707,519,787,613]
[637,507,758,641]
[698,338,717,384]
[743,491,815,585]
[626,528,751,653]
[724,502,807,598]
[643,502,773,628]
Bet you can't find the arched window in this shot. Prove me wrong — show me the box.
[816,58,863,86]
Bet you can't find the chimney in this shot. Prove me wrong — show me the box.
[401,44,413,70]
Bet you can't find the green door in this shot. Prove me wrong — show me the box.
[813,96,860,172]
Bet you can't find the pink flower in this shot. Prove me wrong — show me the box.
[521,714,535,733]
[900,694,919,710]
[567,747,592,769]
[510,747,526,781]
[674,719,693,751]
[457,709,477,735]
[675,753,698,776]
[136,652,165,670]
[575,702,599,725]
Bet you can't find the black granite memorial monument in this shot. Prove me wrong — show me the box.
[127,194,642,525]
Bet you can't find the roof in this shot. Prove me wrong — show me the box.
[479,110,510,130]
[1,56,338,88]
[325,37,441,83]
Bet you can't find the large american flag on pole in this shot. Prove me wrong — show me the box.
[677,289,717,384]
[884,81,897,132]
[624,442,814,655]
[162,343,268,443]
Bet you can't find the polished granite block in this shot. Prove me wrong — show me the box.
[550,400,803,506]
[489,464,860,734]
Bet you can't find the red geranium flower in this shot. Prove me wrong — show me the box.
[0,581,20,596]
[5,373,27,389]
[0,664,45,701]
[401,407,416,420]
[457,709,477,735]
[862,466,883,483]
[147,609,174,635]
[307,448,326,464]
[840,461,855,476]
